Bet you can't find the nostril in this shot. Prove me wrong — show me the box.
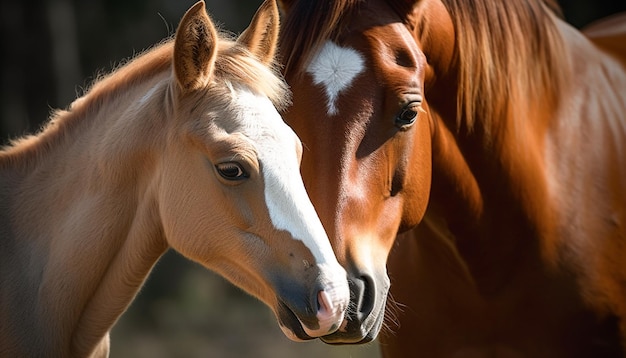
[360,275,375,317]
[317,290,332,315]
[349,275,375,321]
[285,290,345,337]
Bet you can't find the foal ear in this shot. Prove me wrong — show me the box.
[173,1,218,92]
[237,0,280,65]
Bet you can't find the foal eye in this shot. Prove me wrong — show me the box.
[215,162,249,181]
[395,102,421,129]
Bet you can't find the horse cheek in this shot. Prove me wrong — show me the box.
[401,118,433,231]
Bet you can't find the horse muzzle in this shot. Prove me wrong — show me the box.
[275,265,350,340]
[320,272,389,344]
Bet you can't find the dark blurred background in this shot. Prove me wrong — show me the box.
[1,1,624,357]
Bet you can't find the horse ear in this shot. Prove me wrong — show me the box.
[173,1,218,92]
[237,0,280,65]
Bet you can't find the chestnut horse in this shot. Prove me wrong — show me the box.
[0,1,350,356]
[277,0,626,356]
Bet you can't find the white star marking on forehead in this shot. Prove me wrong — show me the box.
[306,41,365,115]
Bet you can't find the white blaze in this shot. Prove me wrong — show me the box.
[232,86,349,338]
[306,41,365,115]
[232,88,341,268]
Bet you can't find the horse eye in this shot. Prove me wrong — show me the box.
[215,162,249,181]
[395,106,419,128]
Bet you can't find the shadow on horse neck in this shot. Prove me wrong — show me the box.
[278,0,626,355]
[0,1,351,356]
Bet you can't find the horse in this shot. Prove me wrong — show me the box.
[0,1,351,356]
[276,0,626,356]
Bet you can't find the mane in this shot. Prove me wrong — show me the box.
[207,37,291,111]
[443,0,566,134]
[1,32,289,169]
[279,0,566,134]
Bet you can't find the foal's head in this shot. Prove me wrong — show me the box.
[157,0,348,340]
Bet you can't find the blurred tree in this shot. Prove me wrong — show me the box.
[1,0,55,137]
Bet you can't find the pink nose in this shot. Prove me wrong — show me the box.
[300,289,347,337]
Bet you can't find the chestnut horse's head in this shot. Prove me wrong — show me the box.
[278,0,453,343]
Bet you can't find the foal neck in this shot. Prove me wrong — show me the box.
[0,45,173,357]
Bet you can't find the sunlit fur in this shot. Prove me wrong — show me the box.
[1,44,289,166]
[0,1,350,356]
[278,0,626,355]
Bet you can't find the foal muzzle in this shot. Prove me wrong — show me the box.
[275,265,350,340]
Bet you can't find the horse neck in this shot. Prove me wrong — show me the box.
[422,31,565,293]
[424,94,562,297]
[0,69,171,356]
[425,14,626,292]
